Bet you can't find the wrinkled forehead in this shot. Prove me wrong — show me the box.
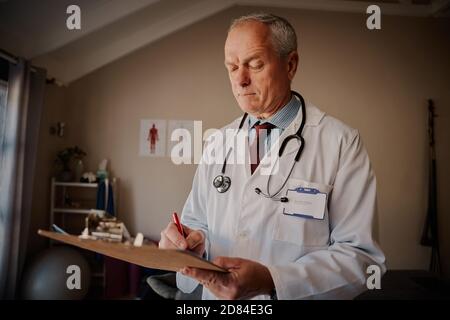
[224,21,275,56]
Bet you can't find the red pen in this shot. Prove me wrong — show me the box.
[172,212,186,238]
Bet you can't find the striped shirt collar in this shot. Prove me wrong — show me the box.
[248,94,300,130]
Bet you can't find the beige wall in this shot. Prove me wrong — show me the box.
[31,6,450,274]
[28,84,70,256]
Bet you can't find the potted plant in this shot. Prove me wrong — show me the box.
[55,146,87,182]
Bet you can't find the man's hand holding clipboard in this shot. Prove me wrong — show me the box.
[159,213,275,300]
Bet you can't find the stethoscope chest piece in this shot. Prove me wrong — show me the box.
[213,175,231,193]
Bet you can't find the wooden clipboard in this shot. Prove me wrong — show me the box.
[38,230,227,273]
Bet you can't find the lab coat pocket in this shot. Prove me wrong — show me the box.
[272,179,332,247]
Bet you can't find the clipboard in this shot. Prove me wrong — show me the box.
[38,230,227,273]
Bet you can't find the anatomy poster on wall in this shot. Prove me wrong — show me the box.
[139,119,166,157]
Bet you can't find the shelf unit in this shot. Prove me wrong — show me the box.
[49,177,118,296]
[50,178,118,230]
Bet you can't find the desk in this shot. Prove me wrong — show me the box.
[356,270,450,300]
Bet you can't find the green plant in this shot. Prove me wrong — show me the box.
[55,146,87,171]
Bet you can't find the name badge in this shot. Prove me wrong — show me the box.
[282,187,327,220]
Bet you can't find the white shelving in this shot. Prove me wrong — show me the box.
[54,181,99,188]
[53,208,93,214]
[49,177,118,297]
[50,177,118,229]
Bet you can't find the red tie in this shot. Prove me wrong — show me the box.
[250,122,276,174]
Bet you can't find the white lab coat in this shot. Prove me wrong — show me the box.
[177,99,386,300]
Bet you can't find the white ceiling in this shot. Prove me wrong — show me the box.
[0,0,448,85]
[0,0,163,58]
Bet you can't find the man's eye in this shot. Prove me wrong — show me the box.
[249,62,263,70]
[227,65,238,72]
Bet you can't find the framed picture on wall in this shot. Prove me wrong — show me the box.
[139,119,166,157]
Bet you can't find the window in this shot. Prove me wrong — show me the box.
[0,80,7,147]
[0,57,8,147]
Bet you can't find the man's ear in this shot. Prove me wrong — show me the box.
[286,51,299,81]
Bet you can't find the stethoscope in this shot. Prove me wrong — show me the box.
[213,91,306,202]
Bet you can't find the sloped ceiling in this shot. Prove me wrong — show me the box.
[0,0,448,85]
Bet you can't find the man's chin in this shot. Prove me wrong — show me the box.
[237,103,260,116]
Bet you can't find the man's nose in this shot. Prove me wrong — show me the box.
[235,68,250,87]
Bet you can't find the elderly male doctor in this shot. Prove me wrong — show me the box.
[159,13,386,300]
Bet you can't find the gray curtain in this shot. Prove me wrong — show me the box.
[0,58,46,299]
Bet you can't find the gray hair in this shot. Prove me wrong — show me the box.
[228,13,297,58]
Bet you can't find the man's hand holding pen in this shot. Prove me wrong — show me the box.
[159,212,275,300]
[159,212,205,256]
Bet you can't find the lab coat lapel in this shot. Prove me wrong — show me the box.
[269,100,325,158]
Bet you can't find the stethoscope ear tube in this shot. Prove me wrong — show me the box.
[294,136,305,161]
